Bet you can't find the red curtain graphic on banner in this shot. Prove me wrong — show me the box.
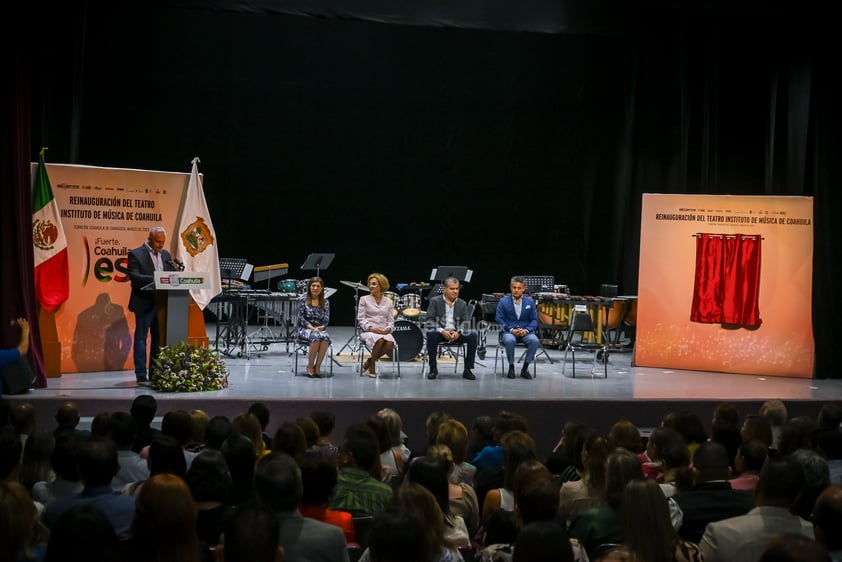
[690,233,762,328]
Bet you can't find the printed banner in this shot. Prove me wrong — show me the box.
[637,194,814,378]
[41,163,189,373]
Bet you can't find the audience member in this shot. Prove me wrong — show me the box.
[272,421,306,465]
[11,401,37,447]
[130,473,200,562]
[817,403,842,431]
[90,411,112,437]
[299,456,355,543]
[376,408,411,472]
[310,410,339,458]
[0,480,49,562]
[426,444,480,536]
[205,416,233,451]
[482,430,538,525]
[53,401,86,440]
[234,412,271,460]
[185,449,235,555]
[217,433,254,506]
[760,399,789,450]
[511,521,576,562]
[406,455,471,548]
[19,429,56,493]
[187,409,209,453]
[699,457,813,562]
[108,411,149,491]
[44,504,122,562]
[778,416,818,457]
[295,416,321,457]
[811,484,842,560]
[214,502,283,562]
[329,423,393,515]
[253,452,348,562]
[32,434,83,505]
[710,420,743,473]
[668,411,708,459]
[815,428,842,485]
[758,533,831,562]
[545,421,586,482]
[729,439,767,492]
[467,415,495,462]
[131,395,160,453]
[609,420,642,454]
[558,430,613,525]
[712,402,740,427]
[670,440,754,544]
[617,479,703,562]
[366,509,425,562]
[124,434,188,496]
[742,414,774,450]
[161,409,198,468]
[435,418,475,486]
[569,448,645,556]
[788,448,830,522]
[248,402,273,452]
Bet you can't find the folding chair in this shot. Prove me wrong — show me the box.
[292,339,334,377]
[357,336,401,378]
[492,331,553,377]
[562,312,608,378]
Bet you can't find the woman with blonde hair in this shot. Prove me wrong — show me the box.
[376,408,411,478]
[130,473,200,562]
[435,418,475,485]
[357,273,397,377]
[427,444,480,536]
[297,276,332,377]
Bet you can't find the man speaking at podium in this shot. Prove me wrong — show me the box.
[128,226,177,385]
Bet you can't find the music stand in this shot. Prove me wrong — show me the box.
[220,258,253,281]
[428,266,473,301]
[300,253,335,278]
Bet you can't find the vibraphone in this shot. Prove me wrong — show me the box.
[211,290,300,358]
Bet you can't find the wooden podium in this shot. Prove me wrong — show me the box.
[153,271,211,347]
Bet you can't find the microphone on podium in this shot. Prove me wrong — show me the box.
[169,258,185,271]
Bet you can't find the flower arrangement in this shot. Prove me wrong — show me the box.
[151,342,229,392]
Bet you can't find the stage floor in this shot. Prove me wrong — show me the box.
[9,325,840,455]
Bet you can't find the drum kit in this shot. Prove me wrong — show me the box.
[335,279,430,361]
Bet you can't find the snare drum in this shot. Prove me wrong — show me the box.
[384,291,400,317]
[401,294,422,318]
[392,320,423,361]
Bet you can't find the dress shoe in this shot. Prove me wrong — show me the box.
[520,367,533,380]
[367,371,378,379]
[427,368,438,380]
[137,379,151,387]
[462,369,476,380]
[507,365,516,379]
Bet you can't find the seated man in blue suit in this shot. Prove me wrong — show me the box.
[496,276,539,379]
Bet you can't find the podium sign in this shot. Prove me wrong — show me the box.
[153,272,210,345]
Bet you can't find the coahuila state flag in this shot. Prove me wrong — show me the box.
[33,151,70,312]
[176,157,222,309]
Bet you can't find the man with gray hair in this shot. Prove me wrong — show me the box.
[424,276,478,380]
[253,452,348,562]
[127,226,176,385]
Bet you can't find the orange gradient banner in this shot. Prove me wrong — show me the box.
[40,164,189,373]
[636,194,814,378]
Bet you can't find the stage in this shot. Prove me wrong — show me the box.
[6,326,840,456]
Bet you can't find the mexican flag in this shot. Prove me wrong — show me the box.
[32,151,69,312]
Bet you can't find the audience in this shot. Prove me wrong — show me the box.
[130,395,160,453]
[5,391,842,562]
[248,402,273,452]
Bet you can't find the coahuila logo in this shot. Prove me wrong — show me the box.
[82,235,129,286]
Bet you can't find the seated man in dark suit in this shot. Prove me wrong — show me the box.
[669,440,754,544]
[424,276,478,381]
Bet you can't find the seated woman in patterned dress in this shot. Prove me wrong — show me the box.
[297,276,332,377]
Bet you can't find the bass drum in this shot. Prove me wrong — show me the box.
[392,320,423,362]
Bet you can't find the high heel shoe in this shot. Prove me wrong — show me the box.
[362,358,372,373]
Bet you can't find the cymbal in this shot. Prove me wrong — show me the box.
[340,280,369,292]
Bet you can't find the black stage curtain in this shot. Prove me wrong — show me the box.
[5,1,840,377]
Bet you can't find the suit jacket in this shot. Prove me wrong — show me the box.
[276,510,350,562]
[495,294,538,333]
[127,244,174,313]
[671,481,755,544]
[699,506,814,562]
[425,295,472,332]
